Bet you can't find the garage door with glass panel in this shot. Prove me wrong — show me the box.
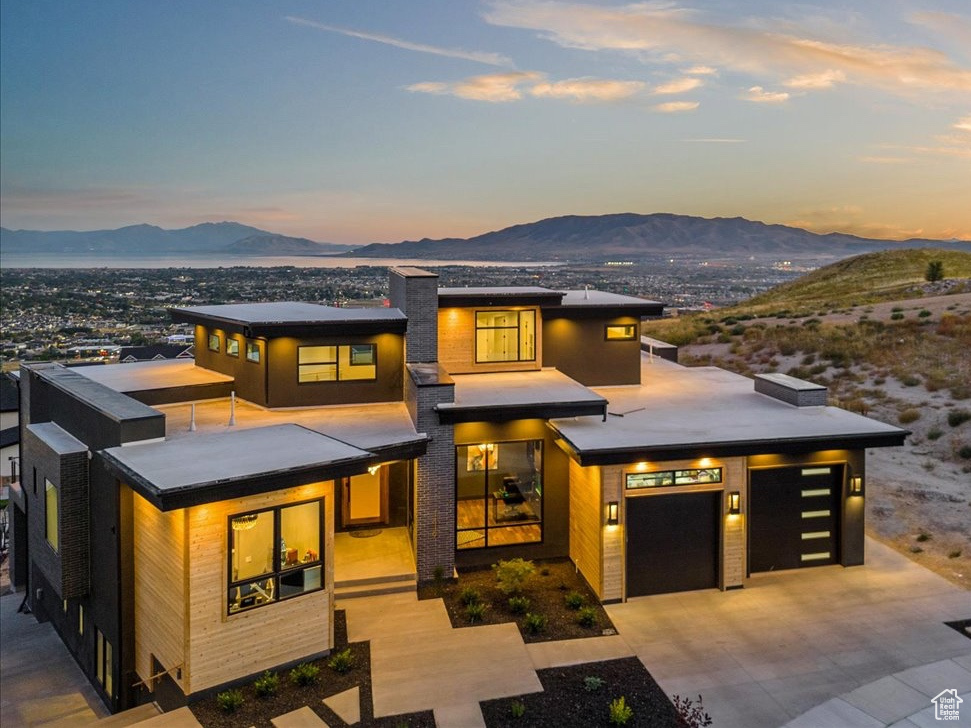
[749,465,841,573]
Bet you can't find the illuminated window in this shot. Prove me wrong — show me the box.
[45,479,58,552]
[626,468,722,489]
[298,344,376,382]
[245,341,260,363]
[605,324,637,341]
[208,333,220,352]
[226,338,239,357]
[228,500,323,614]
[475,310,535,363]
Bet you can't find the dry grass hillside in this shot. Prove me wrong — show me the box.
[643,249,971,588]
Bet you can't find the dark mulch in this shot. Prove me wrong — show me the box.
[418,558,616,642]
[189,611,434,728]
[480,657,683,727]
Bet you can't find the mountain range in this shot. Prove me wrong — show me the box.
[0,222,356,256]
[2,214,968,260]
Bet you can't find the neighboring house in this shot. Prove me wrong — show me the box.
[1,374,19,483]
[118,343,194,363]
[6,267,907,713]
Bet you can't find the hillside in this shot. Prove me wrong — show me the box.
[224,234,339,255]
[349,213,970,261]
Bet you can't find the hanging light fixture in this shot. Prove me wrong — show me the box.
[231,513,259,531]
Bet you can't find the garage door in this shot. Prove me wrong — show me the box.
[626,492,719,597]
[749,466,841,573]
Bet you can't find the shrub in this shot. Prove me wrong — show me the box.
[916,531,931,542]
[459,586,481,606]
[900,374,920,387]
[948,410,971,427]
[564,591,584,610]
[959,445,971,460]
[910,546,924,553]
[577,606,598,628]
[730,324,745,336]
[918,309,932,318]
[926,260,944,282]
[328,647,354,674]
[928,428,944,441]
[217,689,244,713]
[584,676,606,692]
[898,409,921,424]
[466,602,488,623]
[523,612,547,634]
[508,596,530,614]
[608,696,634,725]
[509,699,526,718]
[890,312,904,320]
[433,565,445,584]
[493,558,536,595]
[672,695,713,728]
[254,670,279,698]
[949,550,963,559]
[289,662,320,686]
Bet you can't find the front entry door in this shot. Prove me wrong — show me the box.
[342,469,389,527]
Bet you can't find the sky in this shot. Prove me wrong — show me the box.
[1,0,969,244]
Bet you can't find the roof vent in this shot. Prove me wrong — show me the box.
[754,373,827,407]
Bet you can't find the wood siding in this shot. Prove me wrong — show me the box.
[133,481,335,697]
[601,466,625,601]
[568,459,603,599]
[438,307,542,375]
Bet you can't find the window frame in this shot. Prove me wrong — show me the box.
[226,337,239,357]
[226,498,325,615]
[605,324,637,341]
[297,343,377,384]
[207,333,220,352]
[245,340,261,363]
[474,309,536,364]
[625,467,723,490]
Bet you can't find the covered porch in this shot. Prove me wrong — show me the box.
[334,527,417,599]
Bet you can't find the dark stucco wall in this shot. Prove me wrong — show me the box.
[542,314,641,386]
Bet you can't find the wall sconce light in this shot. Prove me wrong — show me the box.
[368,464,381,476]
[727,492,741,515]
[606,501,619,526]
[849,476,863,496]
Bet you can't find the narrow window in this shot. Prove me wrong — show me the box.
[226,338,239,357]
[207,333,220,352]
[605,324,637,341]
[45,479,59,552]
[245,341,260,363]
[78,604,84,636]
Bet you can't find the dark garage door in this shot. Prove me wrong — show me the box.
[626,492,719,597]
[749,466,841,573]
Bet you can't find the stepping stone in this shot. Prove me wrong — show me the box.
[323,686,360,725]
[434,703,486,728]
[271,705,330,728]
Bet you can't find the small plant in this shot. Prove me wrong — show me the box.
[328,647,354,674]
[254,670,280,698]
[898,408,921,424]
[608,696,634,725]
[949,550,962,559]
[577,606,598,628]
[948,410,971,427]
[928,428,944,441]
[493,558,536,595]
[509,699,526,718]
[890,312,905,321]
[959,445,971,460]
[916,531,931,542]
[459,586,481,606]
[584,675,606,692]
[466,601,488,623]
[900,375,920,387]
[910,546,924,554]
[433,565,445,584]
[918,309,932,318]
[539,566,550,576]
[564,591,585,610]
[523,612,547,634]
[217,689,244,713]
[508,596,530,614]
[672,694,713,728]
[289,661,320,686]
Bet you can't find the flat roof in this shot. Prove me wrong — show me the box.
[558,290,663,308]
[437,369,607,423]
[32,364,162,425]
[550,356,907,464]
[169,301,407,336]
[27,422,86,456]
[73,359,233,393]
[103,424,374,510]
[437,287,566,308]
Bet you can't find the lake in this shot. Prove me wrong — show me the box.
[0,254,559,269]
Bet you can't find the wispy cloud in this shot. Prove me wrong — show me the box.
[858,156,912,164]
[955,115,971,132]
[654,100,699,112]
[683,65,717,76]
[742,86,790,103]
[483,1,971,96]
[407,72,543,102]
[683,138,745,143]
[784,69,845,89]
[286,16,514,67]
[653,77,702,94]
[531,77,645,101]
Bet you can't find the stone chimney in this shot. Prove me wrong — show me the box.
[388,267,439,363]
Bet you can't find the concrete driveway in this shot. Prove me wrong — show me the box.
[606,538,971,727]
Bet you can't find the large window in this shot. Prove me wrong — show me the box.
[475,310,535,363]
[245,341,260,363]
[456,440,543,549]
[298,344,376,382]
[45,479,58,552]
[228,500,323,614]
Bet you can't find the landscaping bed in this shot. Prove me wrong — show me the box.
[419,558,616,642]
[480,657,684,727]
[190,611,434,728]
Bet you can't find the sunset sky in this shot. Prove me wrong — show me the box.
[2,1,969,244]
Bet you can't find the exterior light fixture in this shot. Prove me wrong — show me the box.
[849,476,863,496]
[727,492,741,515]
[606,501,619,526]
[231,514,258,531]
[368,464,381,476]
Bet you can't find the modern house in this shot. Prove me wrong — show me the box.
[6,266,907,713]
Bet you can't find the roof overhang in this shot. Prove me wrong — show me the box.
[438,400,607,424]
